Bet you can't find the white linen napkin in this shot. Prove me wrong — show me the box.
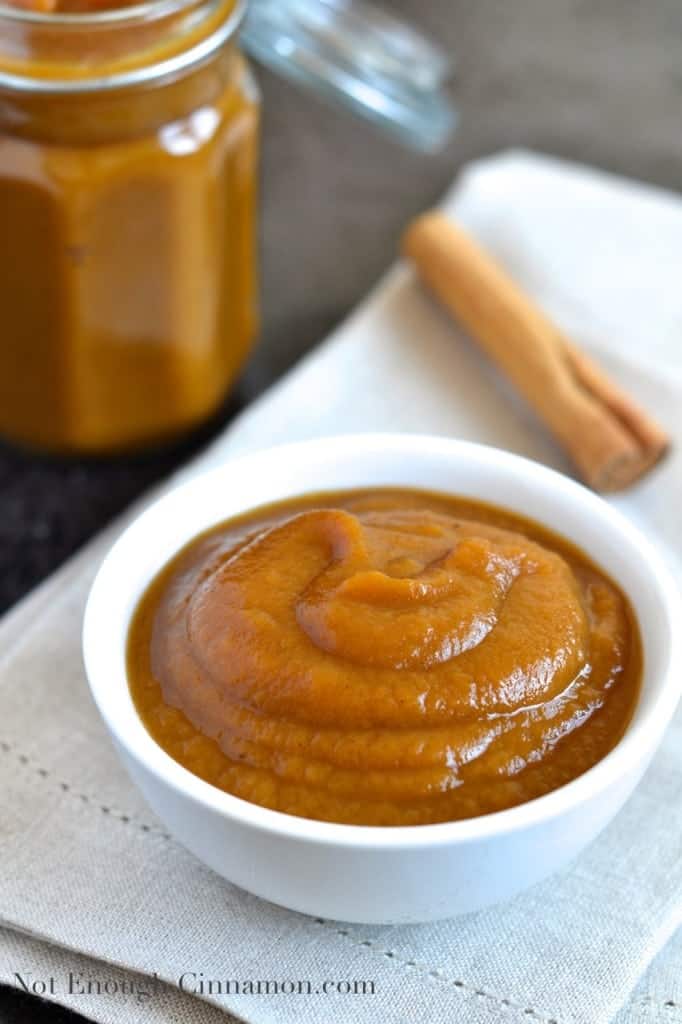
[1,150,681,1024]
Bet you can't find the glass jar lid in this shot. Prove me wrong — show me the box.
[241,0,457,152]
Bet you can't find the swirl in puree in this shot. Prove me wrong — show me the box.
[127,489,641,825]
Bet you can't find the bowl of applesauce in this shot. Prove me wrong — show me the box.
[83,435,682,923]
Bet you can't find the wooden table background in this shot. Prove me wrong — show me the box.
[1,0,679,1019]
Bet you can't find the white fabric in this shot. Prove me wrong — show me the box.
[1,151,681,1024]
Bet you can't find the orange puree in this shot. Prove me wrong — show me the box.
[0,0,257,452]
[7,0,140,12]
[127,489,642,826]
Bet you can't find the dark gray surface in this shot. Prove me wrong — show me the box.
[0,1,678,1019]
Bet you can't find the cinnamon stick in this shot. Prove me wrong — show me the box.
[402,212,670,492]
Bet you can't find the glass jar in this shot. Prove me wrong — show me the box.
[0,0,258,452]
[0,0,455,454]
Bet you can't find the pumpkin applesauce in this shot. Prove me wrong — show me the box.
[0,0,257,453]
[127,489,641,826]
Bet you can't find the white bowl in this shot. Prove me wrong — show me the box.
[83,435,682,924]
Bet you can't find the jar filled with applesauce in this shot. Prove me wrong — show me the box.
[0,0,456,453]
